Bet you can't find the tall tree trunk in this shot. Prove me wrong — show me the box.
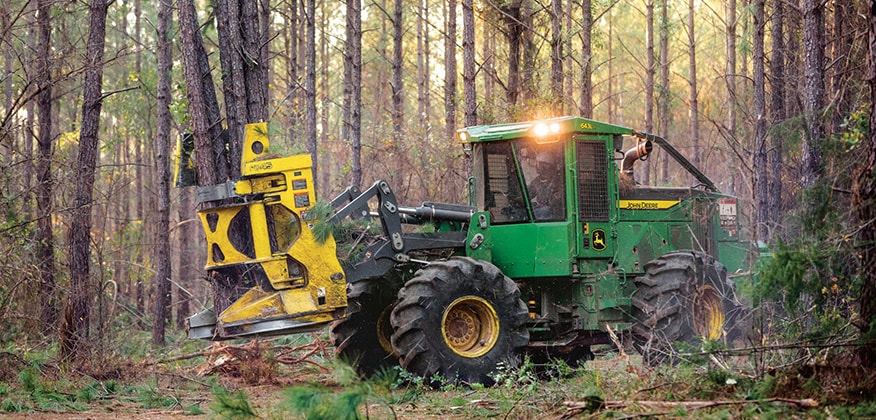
[643,0,655,185]
[134,132,144,316]
[725,0,737,144]
[462,0,476,126]
[444,0,457,142]
[175,187,194,330]
[855,0,876,368]
[62,0,109,358]
[752,0,767,241]
[423,0,431,139]
[505,2,522,108]
[305,0,317,188]
[830,2,851,135]
[179,0,224,187]
[345,0,362,188]
[35,0,57,336]
[179,0,229,314]
[215,0,247,173]
[521,0,535,101]
[2,2,11,162]
[152,0,173,346]
[580,0,592,118]
[785,0,802,118]
[658,0,669,184]
[243,0,268,124]
[260,0,271,116]
[608,12,614,121]
[320,1,331,192]
[418,0,426,129]
[286,0,299,144]
[483,21,494,112]
[550,0,563,113]
[687,0,700,169]
[24,2,36,217]
[767,0,785,237]
[563,0,573,114]
[801,0,824,188]
[212,0,270,312]
[392,0,404,145]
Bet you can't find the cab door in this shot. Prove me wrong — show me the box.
[575,136,618,262]
[477,139,574,278]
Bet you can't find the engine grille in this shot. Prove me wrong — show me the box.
[577,140,609,221]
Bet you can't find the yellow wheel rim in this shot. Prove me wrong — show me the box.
[693,285,724,340]
[376,304,395,355]
[442,296,500,358]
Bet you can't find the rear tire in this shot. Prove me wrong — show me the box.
[330,279,399,377]
[390,257,529,386]
[631,251,740,365]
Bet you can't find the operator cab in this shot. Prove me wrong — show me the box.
[457,116,633,279]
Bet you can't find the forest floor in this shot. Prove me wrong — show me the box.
[2,335,876,419]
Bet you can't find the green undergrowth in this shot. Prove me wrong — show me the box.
[3,329,876,418]
[0,330,216,416]
[206,347,876,419]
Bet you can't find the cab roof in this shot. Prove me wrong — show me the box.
[456,116,634,143]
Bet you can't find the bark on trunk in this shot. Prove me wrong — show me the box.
[175,187,195,330]
[179,0,224,187]
[505,2,522,108]
[345,0,362,188]
[444,0,457,142]
[62,0,109,358]
[392,0,404,145]
[658,0,669,183]
[35,0,57,336]
[462,0,476,126]
[564,0,573,114]
[830,2,852,135]
[643,0,655,185]
[725,0,737,141]
[687,0,700,169]
[152,0,173,346]
[856,0,876,368]
[286,0,299,144]
[550,0,563,113]
[580,0,592,118]
[801,0,824,188]
[521,0,535,101]
[752,0,767,241]
[305,0,317,188]
[767,0,785,237]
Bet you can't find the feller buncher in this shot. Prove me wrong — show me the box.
[183,117,752,384]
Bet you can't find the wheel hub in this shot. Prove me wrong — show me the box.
[442,296,500,358]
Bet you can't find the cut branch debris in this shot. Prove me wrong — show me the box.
[562,398,818,418]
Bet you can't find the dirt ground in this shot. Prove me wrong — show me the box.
[3,344,876,419]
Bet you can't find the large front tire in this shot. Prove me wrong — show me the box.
[329,279,399,377]
[390,257,529,386]
[631,251,740,365]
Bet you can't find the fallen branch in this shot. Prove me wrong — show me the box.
[150,348,214,365]
[681,339,876,358]
[151,336,332,366]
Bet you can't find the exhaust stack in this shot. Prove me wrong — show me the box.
[622,140,653,177]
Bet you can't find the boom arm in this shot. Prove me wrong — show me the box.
[326,180,473,283]
[632,131,719,192]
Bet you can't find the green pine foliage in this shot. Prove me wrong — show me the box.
[282,383,366,420]
[755,112,868,343]
[210,385,258,419]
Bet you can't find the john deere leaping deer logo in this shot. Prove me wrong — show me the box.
[592,229,607,251]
